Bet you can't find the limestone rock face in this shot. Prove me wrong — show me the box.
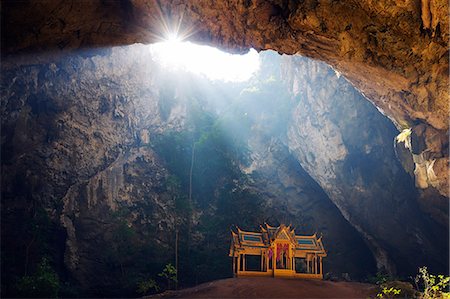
[1,46,187,295]
[241,125,377,278]
[60,147,175,289]
[2,0,448,197]
[1,45,183,208]
[282,56,447,274]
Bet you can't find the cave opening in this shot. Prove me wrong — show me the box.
[150,40,260,82]
[1,37,448,299]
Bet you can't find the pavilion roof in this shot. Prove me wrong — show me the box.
[231,223,326,255]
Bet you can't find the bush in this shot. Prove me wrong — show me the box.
[381,281,418,298]
[137,278,160,295]
[368,270,392,285]
[159,263,178,290]
[376,286,401,299]
[16,257,60,298]
[415,267,450,299]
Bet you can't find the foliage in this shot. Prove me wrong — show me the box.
[15,257,60,298]
[368,270,392,285]
[240,86,260,95]
[415,267,450,299]
[158,263,178,290]
[368,271,414,299]
[136,278,160,295]
[376,286,401,299]
[384,280,418,298]
[396,128,412,149]
[371,267,450,299]
[107,218,139,280]
[2,201,68,297]
[100,208,172,297]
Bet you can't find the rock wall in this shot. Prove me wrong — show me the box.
[2,0,448,198]
[242,130,377,279]
[1,46,187,296]
[281,55,447,274]
[59,147,176,294]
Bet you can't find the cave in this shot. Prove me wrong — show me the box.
[1,1,448,298]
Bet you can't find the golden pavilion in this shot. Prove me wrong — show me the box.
[229,223,326,279]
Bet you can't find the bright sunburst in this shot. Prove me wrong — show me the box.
[149,39,260,82]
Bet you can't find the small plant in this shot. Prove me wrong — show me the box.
[415,266,450,299]
[370,270,417,299]
[16,257,60,298]
[137,278,160,295]
[376,286,401,299]
[396,128,412,149]
[368,270,391,285]
[158,263,178,290]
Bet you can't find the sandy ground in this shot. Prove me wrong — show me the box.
[149,277,378,298]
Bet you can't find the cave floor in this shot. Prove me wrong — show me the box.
[147,277,377,298]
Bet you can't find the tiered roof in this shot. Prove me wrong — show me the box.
[231,223,326,254]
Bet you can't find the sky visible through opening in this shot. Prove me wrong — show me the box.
[150,40,260,82]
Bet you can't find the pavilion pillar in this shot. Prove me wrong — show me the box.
[320,257,323,275]
[260,253,264,271]
[292,255,295,272]
[243,254,246,271]
[306,257,309,273]
[237,254,240,274]
[272,248,275,270]
[314,255,317,274]
[316,256,318,274]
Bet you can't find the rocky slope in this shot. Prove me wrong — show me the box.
[2,0,448,198]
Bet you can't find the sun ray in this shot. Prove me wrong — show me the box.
[145,1,257,82]
[148,1,198,43]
